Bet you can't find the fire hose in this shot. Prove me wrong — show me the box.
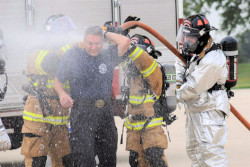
[120,21,250,131]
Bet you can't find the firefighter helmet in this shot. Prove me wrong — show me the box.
[44,14,77,33]
[130,34,162,59]
[176,14,217,54]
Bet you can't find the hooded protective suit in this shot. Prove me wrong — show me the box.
[21,45,71,167]
[124,45,168,167]
[176,37,230,167]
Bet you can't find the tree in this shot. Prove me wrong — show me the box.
[183,0,250,36]
[237,30,250,63]
[183,0,250,63]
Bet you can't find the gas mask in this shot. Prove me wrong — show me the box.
[176,24,205,54]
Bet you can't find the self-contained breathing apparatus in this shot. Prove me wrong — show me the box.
[177,14,238,98]
[220,36,238,98]
[180,37,238,99]
[195,36,238,98]
[22,75,59,117]
[121,34,177,126]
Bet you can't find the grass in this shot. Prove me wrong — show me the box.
[234,63,250,89]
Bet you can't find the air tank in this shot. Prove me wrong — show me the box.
[220,36,238,89]
[161,64,176,113]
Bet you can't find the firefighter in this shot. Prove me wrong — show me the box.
[175,14,229,166]
[121,34,168,167]
[54,26,130,167]
[21,14,77,167]
[0,36,10,151]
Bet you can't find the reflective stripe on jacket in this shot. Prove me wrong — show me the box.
[23,110,69,125]
[126,46,163,117]
[124,117,163,130]
[129,94,159,105]
[129,46,144,61]
[61,44,71,52]
[31,79,70,89]
[129,47,158,78]
[33,45,71,90]
[36,44,71,75]
[36,50,49,75]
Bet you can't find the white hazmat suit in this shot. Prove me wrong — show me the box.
[176,39,230,167]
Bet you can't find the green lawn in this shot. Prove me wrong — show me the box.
[234,63,250,89]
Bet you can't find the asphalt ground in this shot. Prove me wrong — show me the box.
[0,88,249,167]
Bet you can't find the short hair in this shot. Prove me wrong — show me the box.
[84,26,103,40]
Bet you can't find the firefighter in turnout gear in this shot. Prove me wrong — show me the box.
[175,14,230,166]
[21,14,77,167]
[123,34,168,167]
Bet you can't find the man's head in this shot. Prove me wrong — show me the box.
[176,14,217,54]
[83,26,104,57]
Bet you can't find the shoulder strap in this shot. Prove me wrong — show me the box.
[197,43,220,65]
[205,43,220,55]
[159,64,169,100]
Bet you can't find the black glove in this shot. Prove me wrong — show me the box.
[123,16,140,36]
[124,16,140,23]
[0,58,6,75]
[124,16,140,29]
[103,21,123,34]
[103,21,116,32]
[180,51,192,63]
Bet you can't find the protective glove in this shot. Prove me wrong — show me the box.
[124,16,140,24]
[181,51,192,63]
[102,21,123,34]
[103,21,116,32]
[124,16,140,31]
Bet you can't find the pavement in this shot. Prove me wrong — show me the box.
[0,89,249,167]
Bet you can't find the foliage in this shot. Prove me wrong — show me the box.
[234,63,250,89]
[237,30,250,63]
[183,0,250,63]
[183,0,250,36]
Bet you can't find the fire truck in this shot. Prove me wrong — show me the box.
[0,0,182,150]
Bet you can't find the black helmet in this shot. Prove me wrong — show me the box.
[45,14,77,33]
[130,34,162,59]
[176,14,217,54]
[186,14,211,32]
